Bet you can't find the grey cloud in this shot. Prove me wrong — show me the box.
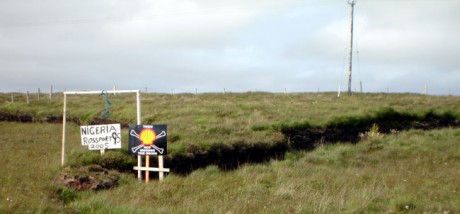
[0,0,459,95]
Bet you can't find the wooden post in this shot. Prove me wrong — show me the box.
[158,155,165,181]
[38,88,40,102]
[145,155,150,183]
[138,156,142,181]
[338,83,342,97]
[136,90,142,181]
[61,93,67,166]
[26,91,29,104]
[11,94,14,103]
[49,85,53,100]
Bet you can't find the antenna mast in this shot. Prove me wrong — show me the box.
[347,0,356,95]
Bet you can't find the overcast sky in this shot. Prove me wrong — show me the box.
[1,0,459,95]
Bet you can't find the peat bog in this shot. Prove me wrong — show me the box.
[2,107,458,176]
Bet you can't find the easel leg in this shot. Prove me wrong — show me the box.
[145,155,150,183]
[159,155,164,181]
[137,155,142,181]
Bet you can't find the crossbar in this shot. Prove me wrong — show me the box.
[64,90,139,95]
[133,166,170,172]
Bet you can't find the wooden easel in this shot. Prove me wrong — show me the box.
[133,155,170,183]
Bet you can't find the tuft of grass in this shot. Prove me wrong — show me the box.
[56,187,79,204]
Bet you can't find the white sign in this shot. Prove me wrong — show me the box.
[80,124,121,150]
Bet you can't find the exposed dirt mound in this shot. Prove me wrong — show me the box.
[56,165,120,191]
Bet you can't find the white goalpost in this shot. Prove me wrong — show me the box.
[61,90,141,166]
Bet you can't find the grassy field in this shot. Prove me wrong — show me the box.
[0,122,459,213]
[83,128,460,213]
[1,93,460,213]
[2,92,460,154]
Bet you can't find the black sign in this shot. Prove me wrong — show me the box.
[128,125,167,156]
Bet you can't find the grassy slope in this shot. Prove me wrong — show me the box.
[0,122,459,213]
[69,128,460,213]
[1,93,459,213]
[2,93,460,154]
[0,122,62,212]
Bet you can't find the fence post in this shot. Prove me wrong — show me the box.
[61,93,67,166]
[338,83,342,97]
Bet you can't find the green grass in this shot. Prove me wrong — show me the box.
[1,122,459,213]
[0,122,64,212]
[71,128,460,213]
[1,93,459,213]
[2,92,460,154]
